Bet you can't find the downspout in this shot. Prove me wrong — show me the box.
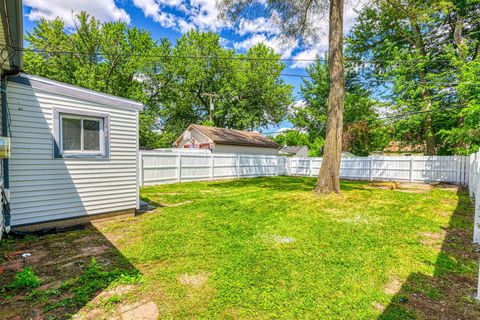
[1,69,19,233]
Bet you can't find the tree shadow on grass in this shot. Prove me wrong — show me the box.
[0,224,142,320]
[206,175,374,193]
[207,175,317,192]
[378,188,480,320]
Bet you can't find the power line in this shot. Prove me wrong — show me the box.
[12,46,455,64]
[279,72,467,86]
[262,104,466,135]
[15,46,472,86]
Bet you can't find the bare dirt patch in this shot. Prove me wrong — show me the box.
[369,181,400,190]
[0,227,139,320]
[178,272,209,288]
[372,301,386,312]
[432,183,459,192]
[400,274,480,320]
[118,300,159,320]
[420,230,447,249]
[384,277,402,295]
[368,181,436,193]
[396,183,433,194]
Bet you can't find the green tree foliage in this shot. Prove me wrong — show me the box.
[144,31,293,144]
[290,57,390,156]
[272,130,309,146]
[272,130,326,157]
[347,0,480,155]
[24,13,293,149]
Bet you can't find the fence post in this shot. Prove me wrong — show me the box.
[470,154,476,197]
[140,153,144,187]
[210,154,214,180]
[237,154,240,178]
[409,157,414,182]
[369,157,373,181]
[474,175,480,244]
[309,158,313,177]
[275,156,279,176]
[177,154,181,183]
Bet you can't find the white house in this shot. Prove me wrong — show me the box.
[174,124,280,155]
[0,1,143,233]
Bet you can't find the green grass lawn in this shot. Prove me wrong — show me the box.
[104,176,478,319]
[1,176,479,319]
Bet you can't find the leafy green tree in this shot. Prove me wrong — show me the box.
[24,12,157,100]
[24,14,293,149]
[347,0,480,155]
[290,57,388,156]
[217,0,347,194]
[147,31,293,142]
[272,130,309,147]
[24,12,161,148]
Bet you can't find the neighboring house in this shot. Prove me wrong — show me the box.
[174,124,280,155]
[0,1,144,233]
[383,141,425,156]
[279,146,309,157]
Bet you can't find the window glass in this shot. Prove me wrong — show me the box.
[83,119,100,151]
[62,118,81,151]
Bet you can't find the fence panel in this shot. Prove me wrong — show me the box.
[140,152,290,186]
[140,152,469,186]
[286,155,469,184]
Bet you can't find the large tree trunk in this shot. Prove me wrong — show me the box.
[315,0,345,194]
[410,18,437,155]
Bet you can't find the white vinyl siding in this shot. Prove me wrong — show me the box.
[7,81,139,226]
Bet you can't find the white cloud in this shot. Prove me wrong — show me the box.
[24,0,130,27]
[236,15,280,36]
[188,0,227,31]
[132,0,177,28]
[234,34,297,59]
[132,0,229,33]
[177,18,196,33]
[289,1,366,69]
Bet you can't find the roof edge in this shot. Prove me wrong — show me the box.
[10,73,144,111]
[191,124,280,148]
[215,141,279,149]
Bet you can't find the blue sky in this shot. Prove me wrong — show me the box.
[22,0,365,133]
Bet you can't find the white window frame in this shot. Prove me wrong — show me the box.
[60,114,105,156]
[53,108,110,159]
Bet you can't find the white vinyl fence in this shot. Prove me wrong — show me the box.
[289,156,469,185]
[470,152,480,244]
[140,151,469,186]
[140,151,286,186]
[468,152,480,300]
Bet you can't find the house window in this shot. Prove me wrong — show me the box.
[54,111,109,158]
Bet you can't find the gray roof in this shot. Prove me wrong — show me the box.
[280,146,308,155]
[11,74,144,111]
[186,124,279,149]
